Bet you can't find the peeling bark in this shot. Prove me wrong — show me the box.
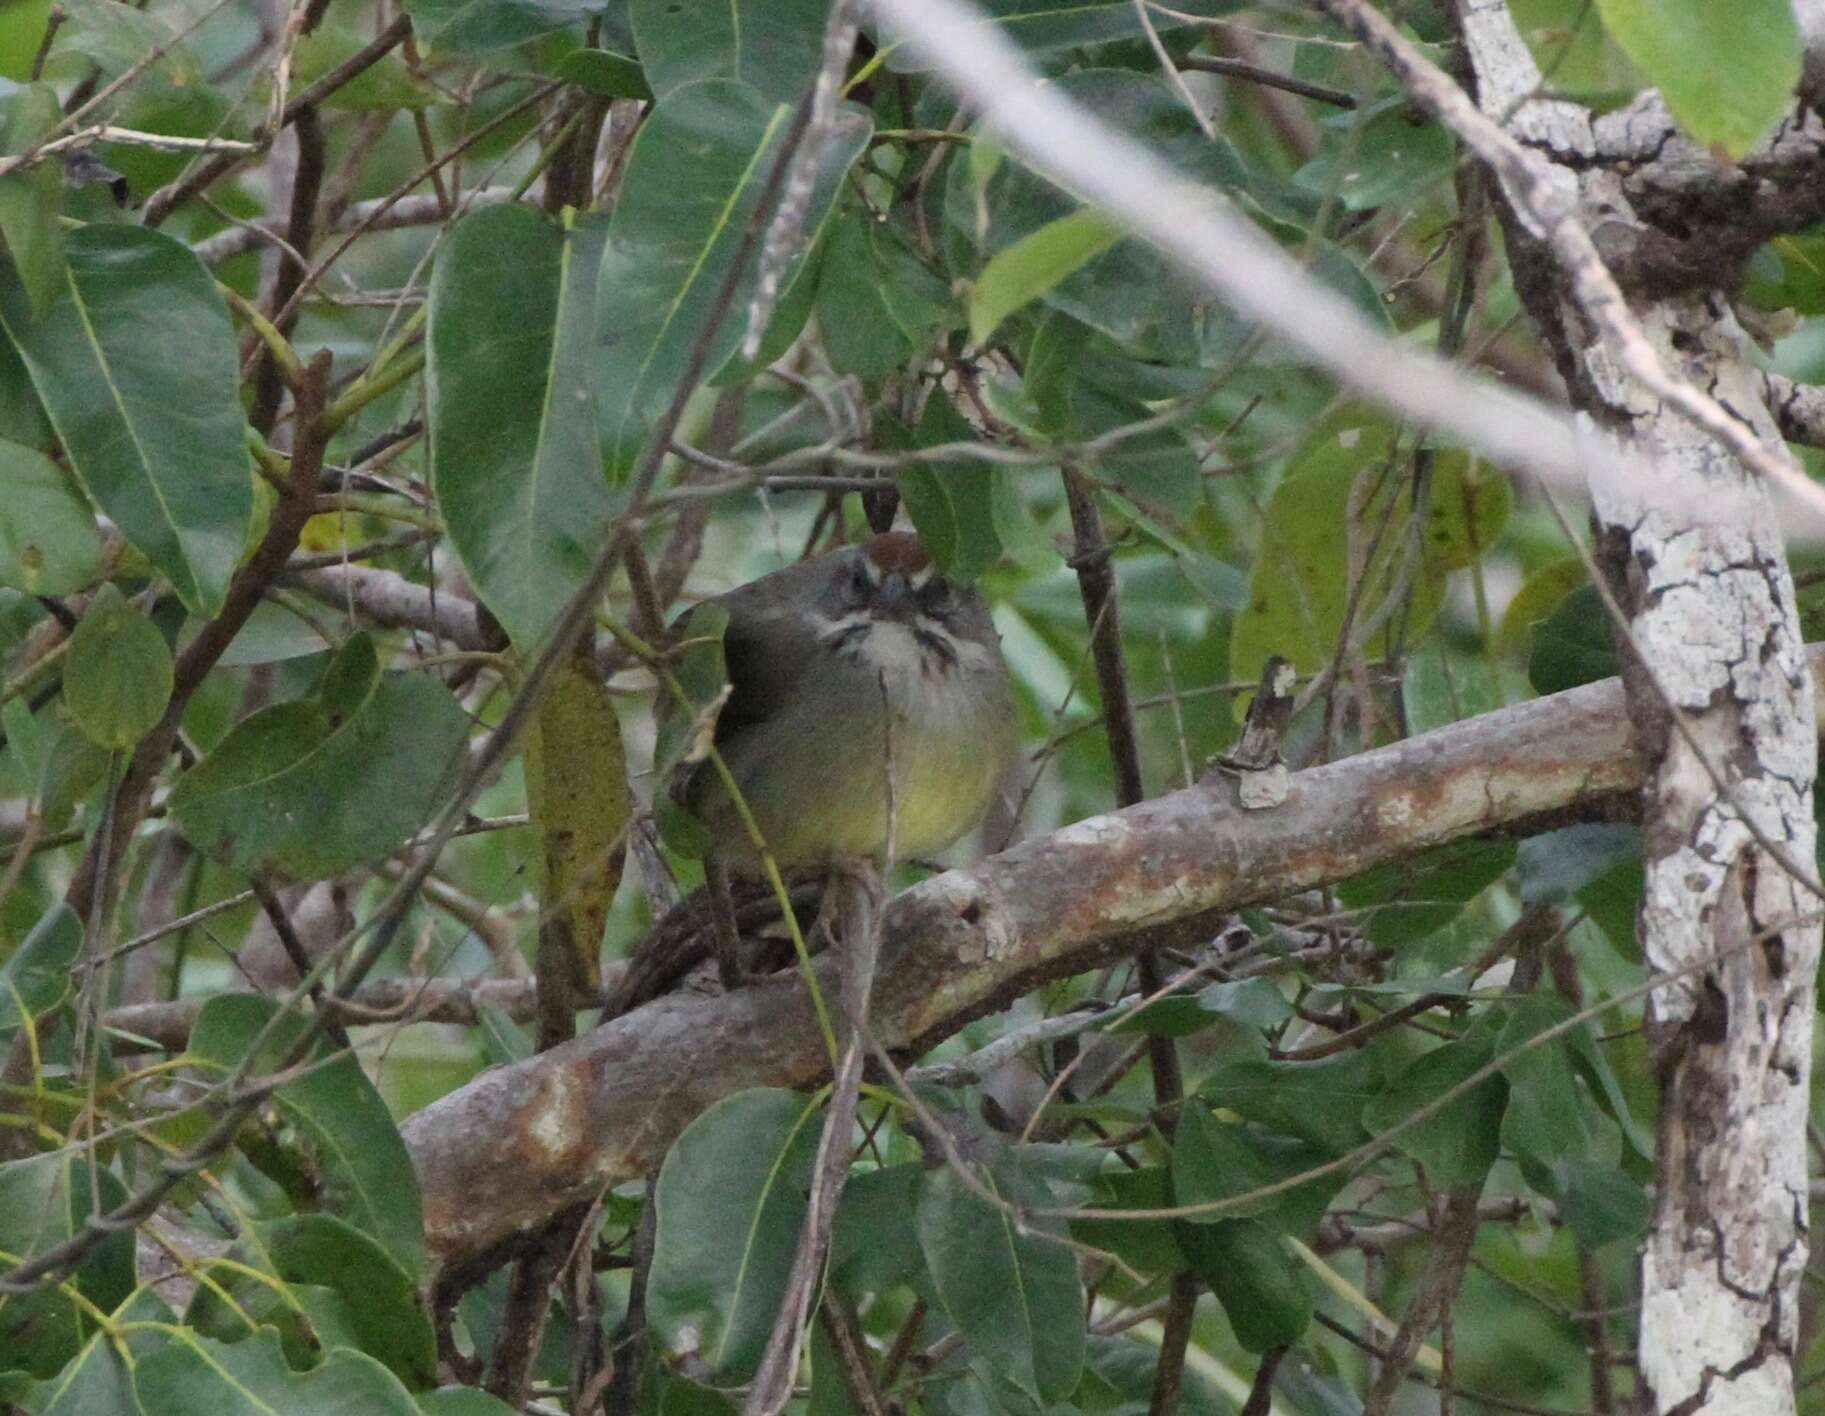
[1459,6,1823,1410]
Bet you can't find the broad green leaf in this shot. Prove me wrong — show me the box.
[289,24,443,111]
[1200,1050,1381,1157]
[1592,0,1799,157]
[949,70,1312,360]
[917,1160,1085,1404]
[1294,97,1456,211]
[1402,643,1501,735]
[895,397,1002,582]
[878,0,1246,70]
[62,584,172,750]
[596,79,871,476]
[1527,583,1617,694]
[1069,1165,1187,1276]
[829,1163,924,1296]
[404,0,595,54]
[0,439,101,595]
[0,226,251,615]
[1495,556,1585,658]
[429,204,615,648]
[190,994,427,1278]
[417,1386,523,1414]
[0,901,79,1045]
[1554,1157,1650,1248]
[0,84,63,320]
[523,642,629,987]
[1496,996,1596,1176]
[51,0,202,99]
[0,0,52,80]
[17,1326,134,1415]
[187,1215,437,1389]
[815,212,954,379]
[1337,838,1515,948]
[0,323,51,450]
[0,1154,134,1378]
[968,207,1123,345]
[169,633,469,882]
[1175,1217,1311,1353]
[556,48,652,100]
[1229,413,1504,708]
[131,1328,420,1416]
[1197,976,1294,1030]
[1516,823,1639,904]
[649,1088,821,1383]
[1363,1040,1506,1187]
[630,0,827,103]
[1170,1102,1343,1237]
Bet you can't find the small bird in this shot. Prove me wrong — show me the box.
[665,531,1016,982]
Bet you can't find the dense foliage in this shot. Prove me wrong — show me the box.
[1,0,1822,1412]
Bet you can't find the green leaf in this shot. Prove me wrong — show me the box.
[968,207,1123,345]
[829,1163,925,1296]
[1070,1165,1187,1276]
[1527,584,1617,694]
[1197,977,1293,1031]
[950,70,1311,360]
[1363,1040,1506,1187]
[0,1154,134,1377]
[429,205,615,648]
[0,902,79,1046]
[878,0,1245,70]
[1337,838,1515,948]
[1496,996,1596,1176]
[403,0,595,54]
[648,1088,821,1384]
[131,1328,421,1416]
[0,322,51,450]
[190,994,427,1277]
[187,1214,437,1389]
[596,79,871,476]
[0,0,52,81]
[0,84,63,321]
[1175,1217,1312,1353]
[895,397,1002,582]
[1294,97,1456,211]
[169,633,469,882]
[917,1160,1085,1404]
[630,0,827,103]
[1592,0,1800,157]
[62,584,172,750]
[1516,823,1639,904]
[556,48,652,100]
[1200,1050,1380,1157]
[0,439,100,596]
[1229,414,1503,704]
[1554,1157,1650,1248]
[815,211,956,379]
[416,1386,523,1414]
[290,24,443,111]
[1169,1102,1343,1237]
[1495,556,1584,658]
[0,226,251,615]
[53,0,202,99]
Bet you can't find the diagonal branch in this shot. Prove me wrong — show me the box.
[397,650,1825,1283]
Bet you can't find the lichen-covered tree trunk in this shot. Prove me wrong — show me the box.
[1461,6,1823,1411]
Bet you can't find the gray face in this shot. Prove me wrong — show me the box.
[812,546,979,677]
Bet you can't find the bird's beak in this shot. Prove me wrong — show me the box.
[877,572,915,616]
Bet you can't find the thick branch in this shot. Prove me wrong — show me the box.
[399,655,1739,1282]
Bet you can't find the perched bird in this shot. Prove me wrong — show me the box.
[665,531,1016,982]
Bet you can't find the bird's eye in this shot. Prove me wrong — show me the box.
[919,578,955,613]
[846,558,873,597]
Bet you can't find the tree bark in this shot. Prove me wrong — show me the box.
[1458,6,1825,1410]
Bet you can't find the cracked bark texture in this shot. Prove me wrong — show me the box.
[1460,4,1823,1411]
